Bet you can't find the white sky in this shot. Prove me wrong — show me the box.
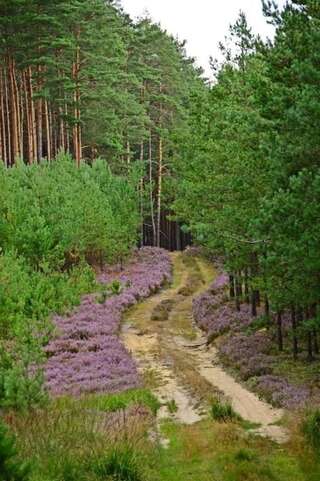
[120,0,286,77]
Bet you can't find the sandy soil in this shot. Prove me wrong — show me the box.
[122,252,288,444]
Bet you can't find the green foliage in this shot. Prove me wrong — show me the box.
[11,392,154,481]
[0,154,139,269]
[0,421,29,481]
[81,389,161,416]
[166,399,178,414]
[210,399,239,423]
[0,155,140,409]
[0,346,47,410]
[303,410,320,453]
[93,445,145,481]
[173,4,320,359]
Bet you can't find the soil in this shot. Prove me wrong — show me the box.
[122,252,288,444]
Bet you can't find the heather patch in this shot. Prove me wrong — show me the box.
[193,271,311,409]
[193,272,251,339]
[45,248,172,396]
[253,375,310,410]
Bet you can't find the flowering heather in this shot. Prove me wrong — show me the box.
[219,331,273,379]
[193,272,252,338]
[254,375,310,409]
[45,247,172,396]
[193,270,310,409]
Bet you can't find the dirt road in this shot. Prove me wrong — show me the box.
[122,252,288,443]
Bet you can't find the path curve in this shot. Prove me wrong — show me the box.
[122,252,288,443]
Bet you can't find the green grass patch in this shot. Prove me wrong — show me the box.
[167,399,178,414]
[92,444,146,481]
[56,389,161,416]
[302,409,320,453]
[210,398,240,423]
[151,418,317,481]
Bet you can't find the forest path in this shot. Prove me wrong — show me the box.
[122,252,288,444]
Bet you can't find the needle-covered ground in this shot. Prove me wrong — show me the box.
[45,247,172,396]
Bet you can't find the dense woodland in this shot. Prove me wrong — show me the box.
[1,0,320,479]
[0,0,199,248]
[174,0,320,362]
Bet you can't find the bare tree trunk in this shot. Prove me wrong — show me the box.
[36,64,43,161]
[19,77,24,158]
[28,67,37,163]
[59,106,65,152]
[72,30,82,167]
[23,70,32,164]
[149,130,156,245]
[65,103,70,153]
[0,67,4,164]
[244,268,250,303]
[44,98,51,161]
[291,305,298,360]
[156,135,163,248]
[4,66,12,165]
[8,57,19,163]
[235,273,241,312]
[10,57,21,162]
[139,140,144,246]
[229,274,235,299]
[277,311,283,352]
[156,83,163,248]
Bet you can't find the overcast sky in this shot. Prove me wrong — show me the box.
[120,0,285,77]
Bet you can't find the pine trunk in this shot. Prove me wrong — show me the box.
[277,311,283,352]
[72,30,82,167]
[0,67,5,164]
[229,274,235,299]
[4,66,12,165]
[149,130,156,245]
[44,99,51,161]
[156,135,163,247]
[291,306,298,360]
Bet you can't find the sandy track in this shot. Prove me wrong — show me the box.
[122,252,288,443]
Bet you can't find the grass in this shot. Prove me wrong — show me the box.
[167,399,178,414]
[8,389,158,481]
[210,398,240,423]
[150,418,320,481]
[92,443,145,481]
[143,368,163,390]
[8,405,320,481]
[151,298,174,321]
[272,353,320,387]
[302,409,320,452]
[52,389,160,415]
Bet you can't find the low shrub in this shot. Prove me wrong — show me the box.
[302,409,320,452]
[151,299,174,321]
[210,399,239,423]
[234,448,257,462]
[0,420,30,480]
[82,389,161,416]
[0,155,142,409]
[167,399,178,414]
[93,444,145,481]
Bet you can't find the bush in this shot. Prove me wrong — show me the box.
[0,155,140,409]
[0,344,47,410]
[0,420,29,480]
[93,445,145,481]
[210,399,239,423]
[302,409,320,452]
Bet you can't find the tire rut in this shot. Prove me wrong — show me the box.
[122,252,288,444]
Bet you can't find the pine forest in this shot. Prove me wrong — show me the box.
[0,1,320,480]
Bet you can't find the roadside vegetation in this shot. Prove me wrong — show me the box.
[1,0,320,480]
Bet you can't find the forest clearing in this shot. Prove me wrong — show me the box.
[1,0,320,480]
